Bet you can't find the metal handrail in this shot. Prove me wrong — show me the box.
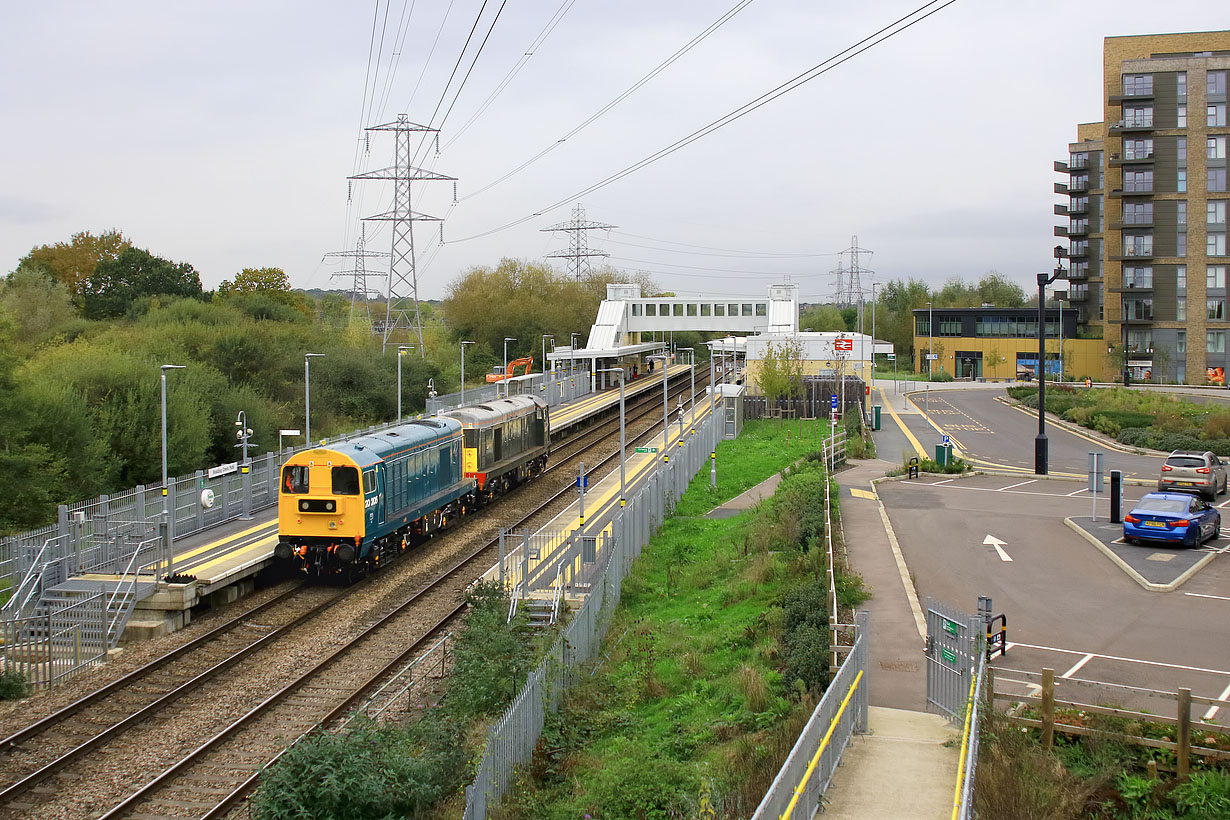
[2,537,55,617]
[953,654,986,820]
[105,546,161,646]
[779,669,865,820]
[549,564,564,625]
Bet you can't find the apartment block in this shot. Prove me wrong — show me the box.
[1058,31,1230,384]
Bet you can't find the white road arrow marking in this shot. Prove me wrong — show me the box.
[983,534,1013,562]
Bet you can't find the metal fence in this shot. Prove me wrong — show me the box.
[425,367,593,415]
[462,411,717,820]
[0,591,108,688]
[749,612,870,820]
[924,597,984,722]
[955,652,987,820]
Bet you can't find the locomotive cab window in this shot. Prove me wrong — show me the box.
[282,466,308,494]
[332,466,360,495]
[362,469,378,494]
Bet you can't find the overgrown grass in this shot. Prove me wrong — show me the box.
[976,705,1230,820]
[492,442,869,820]
[1008,385,1230,454]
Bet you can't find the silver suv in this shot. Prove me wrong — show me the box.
[1158,450,1228,501]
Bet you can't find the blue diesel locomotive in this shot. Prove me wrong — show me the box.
[275,395,549,578]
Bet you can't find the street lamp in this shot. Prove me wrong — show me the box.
[679,347,695,422]
[596,368,627,507]
[460,341,475,407]
[160,364,186,539]
[397,345,414,422]
[926,301,933,377]
[503,337,517,397]
[871,282,878,392]
[304,353,324,445]
[542,334,554,379]
[651,354,670,462]
[235,410,254,520]
[1035,249,1067,475]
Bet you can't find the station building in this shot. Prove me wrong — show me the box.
[912,306,1111,381]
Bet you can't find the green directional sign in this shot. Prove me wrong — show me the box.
[943,618,959,637]
[635,447,658,454]
[940,646,958,665]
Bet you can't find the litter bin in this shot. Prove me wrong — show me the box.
[934,443,953,467]
[873,404,882,431]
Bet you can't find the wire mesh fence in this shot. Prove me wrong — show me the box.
[462,412,715,820]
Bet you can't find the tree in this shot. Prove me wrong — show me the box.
[977,272,1027,307]
[80,247,203,319]
[217,267,294,302]
[798,304,846,332]
[757,339,804,416]
[17,229,131,297]
[0,265,78,344]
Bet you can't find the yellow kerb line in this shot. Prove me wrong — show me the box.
[779,669,863,820]
[950,667,979,820]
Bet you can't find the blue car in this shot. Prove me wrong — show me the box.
[1123,492,1221,548]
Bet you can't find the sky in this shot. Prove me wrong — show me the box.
[1,1,1226,304]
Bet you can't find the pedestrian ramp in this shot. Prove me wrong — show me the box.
[819,707,959,819]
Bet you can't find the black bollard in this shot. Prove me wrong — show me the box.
[1110,470,1123,524]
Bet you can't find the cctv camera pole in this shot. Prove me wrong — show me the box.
[1036,253,1066,475]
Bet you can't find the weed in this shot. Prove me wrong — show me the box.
[0,670,29,700]
[745,552,778,588]
[735,665,769,714]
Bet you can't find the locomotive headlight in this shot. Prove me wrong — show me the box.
[326,501,335,512]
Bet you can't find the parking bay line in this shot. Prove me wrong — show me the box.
[1061,653,1096,679]
[998,480,1036,492]
[1204,681,1230,721]
[1185,591,1230,602]
[899,481,1149,504]
[1066,487,1088,497]
[1005,641,1230,679]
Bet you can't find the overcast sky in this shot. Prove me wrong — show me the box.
[1,2,1225,303]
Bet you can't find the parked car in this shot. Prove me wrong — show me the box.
[1124,492,1221,548]
[1157,450,1228,501]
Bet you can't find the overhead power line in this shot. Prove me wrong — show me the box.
[450,0,958,243]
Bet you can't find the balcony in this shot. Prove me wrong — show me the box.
[1109,185,1154,198]
[1109,91,1155,105]
[1110,218,1153,230]
[1065,265,1090,279]
[1068,223,1090,236]
[1122,314,1155,324]
[1069,178,1090,193]
[1110,250,1154,262]
[1054,160,1069,173]
[1067,289,1090,301]
[1055,182,1069,195]
[1068,200,1089,214]
[1109,281,1155,293]
[1109,151,1154,167]
[1054,203,1070,216]
[1054,225,1068,238]
[1109,118,1155,133]
[1067,246,1091,259]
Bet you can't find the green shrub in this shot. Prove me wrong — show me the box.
[929,370,954,382]
[1172,770,1230,820]
[0,670,29,700]
[582,738,699,819]
[781,580,830,691]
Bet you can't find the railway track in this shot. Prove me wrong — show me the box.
[0,373,708,819]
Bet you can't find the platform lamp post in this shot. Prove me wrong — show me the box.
[569,332,580,377]
[460,341,475,407]
[502,337,516,397]
[160,364,185,577]
[1035,247,1067,475]
[542,334,554,382]
[651,354,670,463]
[871,281,878,392]
[595,368,627,507]
[397,345,414,422]
[304,353,324,445]
[679,347,695,426]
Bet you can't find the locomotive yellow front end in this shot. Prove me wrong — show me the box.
[274,448,367,565]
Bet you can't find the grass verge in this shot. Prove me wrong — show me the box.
[491,423,869,820]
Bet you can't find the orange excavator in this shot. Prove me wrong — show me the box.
[486,356,535,383]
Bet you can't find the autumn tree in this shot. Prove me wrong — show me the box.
[18,229,132,297]
[757,339,805,416]
[217,267,294,301]
[80,247,203,319]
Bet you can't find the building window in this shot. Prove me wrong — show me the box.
[1070,195,1089,212]
[1124,74,1153,95]
[1211,234,1228,257]
[1178,72,1188,97]
[1178,169,1187,192]
[741,303,752,316]
[1070,172,1089,191]
[1178,330,1186,353]
[1177,201,1187,225]
[686,303,697,316]
[1124,234,1153,257]
[1209,331,1226,354]
[1071,239,1089,256]
[1178,137,1187,162]
[728,303,739,316]
[938,320,961,336]
[1178,231,1187,257]
[1178,104,1187,127]
[700,303,711,316]
[1178,297,1186,321]
[1124,138,1152,160]
[1071,260,1090,278]
[1210,168,1228,193]
[714,304,725,316]
[1211,201,1228,225]
[1125,169,1153,192]
[1126,298,1154,320]
[1070,151,1089,169]
[1209,266,1226,289]
[1210,103,1228,127]
[1125,105,1153,127]
[1178,265,1187,290]
[673,303,683,316]
[755,303,767,317]
[1209,70,1228,96]
[631,303,642,317]
[645,304,656,317]
[1209,299,1225,321]
[1128,330,1152,353]
[1124,202,1152,224]
[1209,136,1227,160]
[1124,265,1153,287]
[916,317,930,336]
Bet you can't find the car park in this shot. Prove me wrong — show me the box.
[1157,450,1227,501]
[1123,492,1221,548]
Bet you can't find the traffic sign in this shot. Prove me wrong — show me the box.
[635,447,658,454]
[886,353,896,360]
[942,434,950,446]
[926,353,939,360]
[830,395,839,410]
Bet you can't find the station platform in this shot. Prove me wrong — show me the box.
[47,365,695,641]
